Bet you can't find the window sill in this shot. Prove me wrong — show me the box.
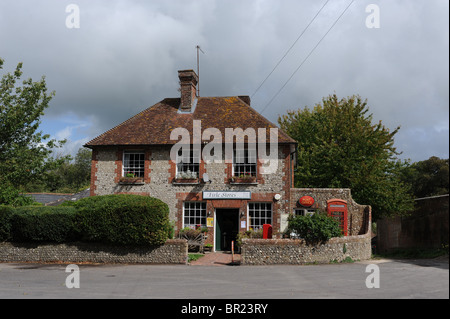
[229,177,258,185]
[172,178,200,185]
[230,181,258,185]
[118,177,145,185]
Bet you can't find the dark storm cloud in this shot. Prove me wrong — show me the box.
[0,0,448,161]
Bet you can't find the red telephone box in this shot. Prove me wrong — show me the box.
[263,224,273,239]
[327,199,348,236]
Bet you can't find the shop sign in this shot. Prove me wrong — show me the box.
[203,191,251,199]
[299,196,315,207]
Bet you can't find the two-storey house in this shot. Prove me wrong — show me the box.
[85,69,298,251]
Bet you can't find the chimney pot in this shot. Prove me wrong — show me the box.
[178,69,198,112]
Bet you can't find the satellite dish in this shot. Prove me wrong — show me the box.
[203,173,210,183]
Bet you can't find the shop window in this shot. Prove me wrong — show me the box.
[249,202,272,230]
[123,150,145,177]
[183,202,207,229]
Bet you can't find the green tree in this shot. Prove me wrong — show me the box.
[72,147,92,190]
[0,58,67,205]
[47,148,91,192]
[278,94,414,219]
[399,156,449,198]
[23,147,92,193]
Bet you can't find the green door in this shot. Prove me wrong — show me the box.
[215,209,239,251]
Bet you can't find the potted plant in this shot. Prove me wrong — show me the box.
[230,173,257,184]
[173,170,199,184]
[204,244,213,252]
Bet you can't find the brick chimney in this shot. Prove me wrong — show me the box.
[178,69,198,112]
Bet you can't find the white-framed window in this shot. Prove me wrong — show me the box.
[183,202,207,229]
[177,148,200,178]
[233,147,257,177]
[248,202,272,230]
[123,150,145,177]
[293,208,315,217]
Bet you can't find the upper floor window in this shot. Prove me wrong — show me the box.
[176,148,200,178]
[233,148,257,177]
[123,150,145,178]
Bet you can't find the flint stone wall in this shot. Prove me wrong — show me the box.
[241,234,371,265]
[0,239,187,264]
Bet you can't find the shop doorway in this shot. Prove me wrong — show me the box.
[215,209,239,251]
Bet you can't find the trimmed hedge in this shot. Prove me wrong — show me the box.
[11,206,78,242]
[73,194,170,246]
[0,195,171,246]
[0,205,15,241]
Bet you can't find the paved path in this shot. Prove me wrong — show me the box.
[190,252,241,266]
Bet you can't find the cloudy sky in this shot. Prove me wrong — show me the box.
[0,0,448,162]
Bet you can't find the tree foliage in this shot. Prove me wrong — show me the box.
[278,94,414,219]
[398,156,449,198]
[24,147,92,193]
[0,58,67,205]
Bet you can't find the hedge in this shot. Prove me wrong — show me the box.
[0,195,171,246]
[73,194,170,246]
[0,205,15,241]
[11,206,78,242]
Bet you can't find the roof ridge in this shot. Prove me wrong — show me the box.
[85,96,297,147]
[232,95,296,143]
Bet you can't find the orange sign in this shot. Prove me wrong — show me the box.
[299,196,314,207]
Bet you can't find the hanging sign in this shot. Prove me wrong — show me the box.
[299,196,315,207]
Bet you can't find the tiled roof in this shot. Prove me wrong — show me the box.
[85,96,296,147]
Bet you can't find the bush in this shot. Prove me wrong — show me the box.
[287,213,342,244]
[0,206,15,241]
[0,185,37,207]
[73,194,170,246]
[236,228,263,247]
[11,206,78,242]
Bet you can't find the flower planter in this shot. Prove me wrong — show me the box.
[119,177,145,185]
[230,177,257,184]
[173,178,199,185]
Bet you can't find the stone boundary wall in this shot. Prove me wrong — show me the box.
[241,234,371,265]
[0,239,188,264]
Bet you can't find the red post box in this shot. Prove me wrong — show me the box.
[263,224,273,239]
